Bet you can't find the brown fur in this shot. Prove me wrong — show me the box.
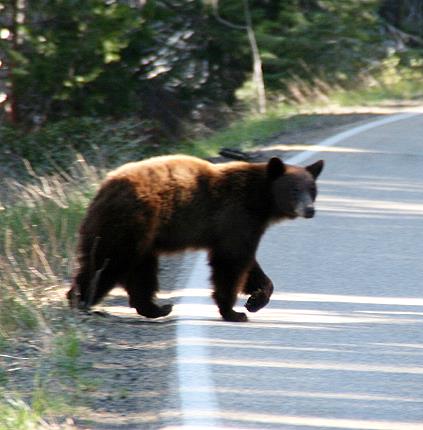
[67,154,323,322]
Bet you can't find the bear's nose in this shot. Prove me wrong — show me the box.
[304,206,315,218]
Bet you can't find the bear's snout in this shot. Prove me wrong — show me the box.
[293,191,315,219]
[294,204,315,218]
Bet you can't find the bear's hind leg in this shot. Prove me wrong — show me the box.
[244,260,274,313]
[125,254,172,319]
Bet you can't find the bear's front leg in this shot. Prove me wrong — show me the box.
[209,253,249,322]
[244,260,274,313]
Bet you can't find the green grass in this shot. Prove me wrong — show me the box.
[180,104,306,158]
[0,396,49,430]
[0,296,39,334]
[52,329,84,380]
[332,80,423,106]
[0,328,91,428]
[31,329,93,415]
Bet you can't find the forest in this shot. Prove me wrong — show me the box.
[0,0,422,170]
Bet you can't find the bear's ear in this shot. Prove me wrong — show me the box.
[267,157,286,180]
[306,160,324,179]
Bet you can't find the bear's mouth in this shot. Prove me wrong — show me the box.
[294,204,315,219]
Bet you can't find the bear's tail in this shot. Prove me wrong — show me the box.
[68,235,114,310]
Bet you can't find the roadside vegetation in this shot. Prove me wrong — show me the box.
[1,0,422,428]
[0,157,99,429]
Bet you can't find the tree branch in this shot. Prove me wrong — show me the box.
[211,0,246,30]
[383,20,423,47]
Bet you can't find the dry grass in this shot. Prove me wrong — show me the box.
[0,155,101,429]
[1,155,100,329]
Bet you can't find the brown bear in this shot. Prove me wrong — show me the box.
[67,154,324,322]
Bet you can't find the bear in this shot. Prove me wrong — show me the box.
[67,154,324,322]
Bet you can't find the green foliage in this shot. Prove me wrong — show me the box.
[0,395,49,430]
[5,0,145,118]
[0,5,378,114]
[0,0,247,127]
[52,329,83,379]
[1,0,422,135]
[380,0,423,38]
[0,116,156,176]
[250,0,384,91]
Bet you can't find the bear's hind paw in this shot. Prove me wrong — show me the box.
[136,303,173,319]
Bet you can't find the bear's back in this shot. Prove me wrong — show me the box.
[105,155,215,199]
[108,154,214,181]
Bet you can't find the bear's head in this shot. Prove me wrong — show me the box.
[267,157,324,219]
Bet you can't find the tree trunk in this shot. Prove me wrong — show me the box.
[242,0,266,114]
[212,0,267,114]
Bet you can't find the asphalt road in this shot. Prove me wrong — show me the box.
[167,110,423,430]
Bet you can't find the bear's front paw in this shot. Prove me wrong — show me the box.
[221,310,248,322]
[245,289,270,313]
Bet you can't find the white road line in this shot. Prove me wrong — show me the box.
[175,251,220,429]
[175,110,423,429]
